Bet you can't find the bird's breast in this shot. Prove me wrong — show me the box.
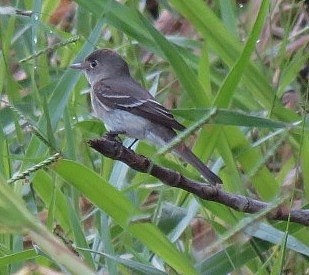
[90,92,149,139]
[90,91,111,117]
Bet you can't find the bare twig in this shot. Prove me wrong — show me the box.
[88,137,309,226]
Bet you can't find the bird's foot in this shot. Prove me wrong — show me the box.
[104,131,125,143]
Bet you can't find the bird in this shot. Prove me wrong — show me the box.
[70,49,222,185]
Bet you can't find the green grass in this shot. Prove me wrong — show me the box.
[0,0,308,274]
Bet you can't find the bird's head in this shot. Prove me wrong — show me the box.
[70,49,130,86]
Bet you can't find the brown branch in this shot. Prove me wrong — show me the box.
[88,137,309,226]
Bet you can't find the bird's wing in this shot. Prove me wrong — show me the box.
[93,79,185,131]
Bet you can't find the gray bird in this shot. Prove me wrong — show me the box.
[70,49,222,185]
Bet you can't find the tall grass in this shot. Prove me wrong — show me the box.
[0,0,308,274]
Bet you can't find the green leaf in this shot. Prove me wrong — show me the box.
[214,0,270,107]
[0,179,95,274]
[77,249,167,275]
[169,0,277,110]
[219,0,237,36]
[173,108,291,129]
[277,49,309,97]
[245,223,309,256]
[196,239,272,274]
[0,249,39,266]
[52,159,197,274]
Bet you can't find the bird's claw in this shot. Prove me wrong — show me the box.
[104,131,125,143]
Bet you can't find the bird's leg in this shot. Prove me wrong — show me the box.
[128,139,138,149]
[104,132,138,149]
[104,131,125,143]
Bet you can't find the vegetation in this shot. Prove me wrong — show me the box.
[0,0,308,274]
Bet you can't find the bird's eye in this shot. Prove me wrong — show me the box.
[90,60,98,68]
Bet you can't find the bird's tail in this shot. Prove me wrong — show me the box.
[174,143,222,185]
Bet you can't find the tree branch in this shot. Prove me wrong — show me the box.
[88,137,309,226]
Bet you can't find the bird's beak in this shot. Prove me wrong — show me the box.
[70,62,88,70]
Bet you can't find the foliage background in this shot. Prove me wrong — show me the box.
[0,0,308,274]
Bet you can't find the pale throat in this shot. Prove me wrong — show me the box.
[85,72,107,87]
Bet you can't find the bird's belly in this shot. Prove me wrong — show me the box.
[105,110,149,139]
[93,104,149,140]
